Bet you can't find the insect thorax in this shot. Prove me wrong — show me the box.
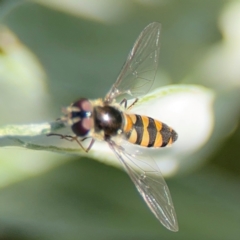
[93,105,123,138]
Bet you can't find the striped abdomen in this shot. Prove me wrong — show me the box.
[123,114,178,148]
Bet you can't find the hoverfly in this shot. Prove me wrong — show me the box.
[48,22,179,231]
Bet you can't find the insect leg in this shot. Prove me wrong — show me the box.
[127,98,138,109]
[120,98,138,109]
[47,133,76,141]
[120,98,128,108]
[80,137,95,152]
[47,133,94,152]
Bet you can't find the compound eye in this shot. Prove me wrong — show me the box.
[72,98,92,112]
[71,118,92,136]
[71,98,93,137]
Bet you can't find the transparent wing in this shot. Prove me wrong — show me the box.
[105,22,161,103]
[107,140,178,232]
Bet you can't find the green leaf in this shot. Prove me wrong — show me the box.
[0,84,215,176]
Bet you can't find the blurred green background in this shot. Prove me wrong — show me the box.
[0,0,240,239]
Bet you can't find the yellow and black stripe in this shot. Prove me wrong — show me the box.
[123,114,178,148]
